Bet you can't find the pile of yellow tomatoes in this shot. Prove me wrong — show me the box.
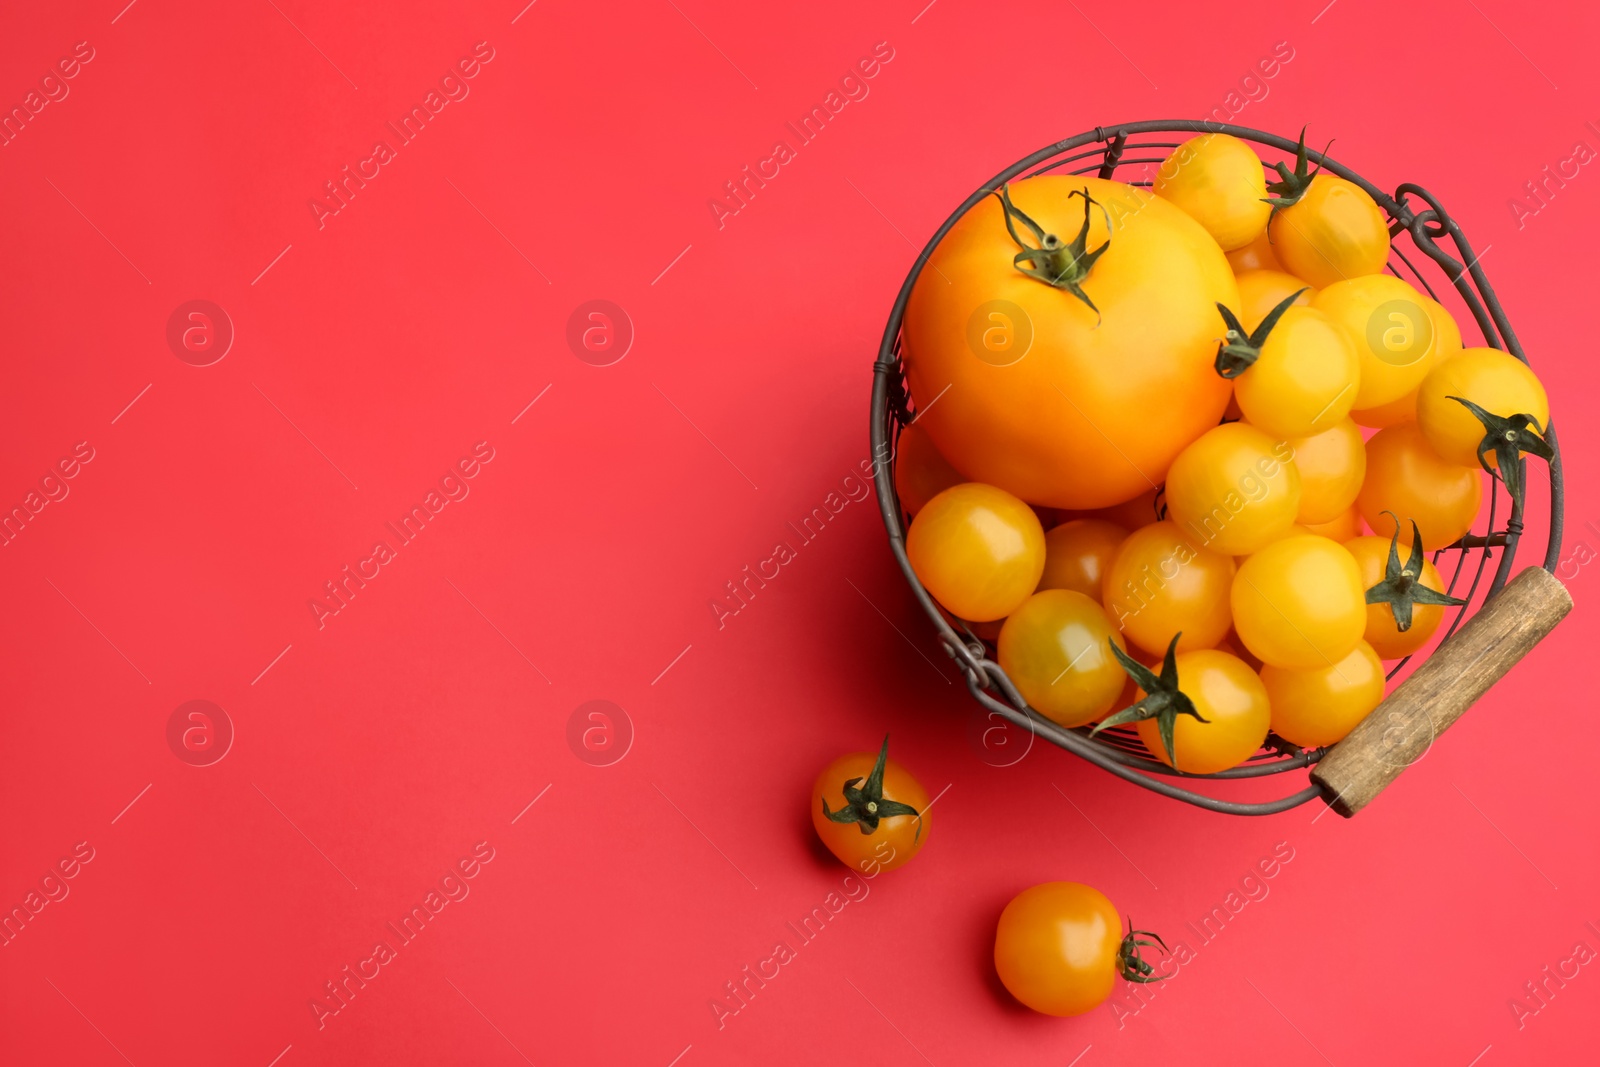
[896,129,1553,775]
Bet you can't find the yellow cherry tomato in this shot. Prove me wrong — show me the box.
[1102,520,1236,656]
[998,591,1128,727]
[1287,418,1366,524]
[902,176,1238,509]
[1416,347,1550,469]
[892,423,964,516]
[1133,649,1270,773]
[1345,533,1456,658]
[1232,534,1366,669]
[1153,133,1272,251]
[907,483,1045,621]
[1080,485,1163,531]
[812,737,929,873]
[1227,227,1282,273]
[1234,269,1316,332]
[1270,174,1391,288]
[1232,306,1361,438]
[1314,274,1443,409]
[1039,519,1127,599]
[1165,423,1301,555]
[1261,641,1385,747]
[1350,296,1463,427]
[1241,523,1317,559]
[994,882,1159,1016]
[1356,422,1482,551]
[1302,504,1362,541]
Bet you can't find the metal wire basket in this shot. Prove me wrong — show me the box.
[869,120,1568,816]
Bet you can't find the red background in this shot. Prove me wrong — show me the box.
[2,1,1597,1064]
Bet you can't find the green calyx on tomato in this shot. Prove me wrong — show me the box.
[1116,919,1171,985]
[1212,286,1310,378]
[994,183,1109,320]
[1446,394,1554,513]
[820,734,924,839]
[1364,514,1466,632]
[1260,126,1331,215]
[1092,634,1211,768]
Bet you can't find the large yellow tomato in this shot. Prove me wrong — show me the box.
[1261,641,1385,747]
[1350,296,1463,427]
[1287,418,1366,523]
[1153,133,1272,251]
[1356,422,1482,551]
[1165,423,1301,555]
[1314,275,1443,410]
[1230,305,1361,438]
[1416,347,1550,469]
[1234,269,1316,332]
[906,483,1045,620]
[998,590,1127,727]
[1232,534,1366,669]
[901,175,1238,508]
[1101,520,1235,655]
[1269,175,1390,287]
[1131,650,1270,773]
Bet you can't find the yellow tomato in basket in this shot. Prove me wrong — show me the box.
[1302,505,1362,541]
[1130,649,1270,773]
[1227,227,1282,273]
[1038,519,1127,600]
[1270,178,1390,287]
[1261,641,1385,747]
[998,590,1128,727]
[1082,486,1163,531]
[1153,133,1272,251]
[1227,304,1361,439]
[1350,296,1463,427]
[1102,520,1235,656]
[1314,274,1445,410]
[1232,534,1366,669]
[906,483,1045,621]
[1165,423,1301,556]
[1287,418,1366,524]
[892,423,965,516]
[1416,347,1550,469]
[1346,531,1459,659]
[1234,269,1316,332]
[1356,422,1482,551]
[901,176,1237,509]
[1264,133,1390,288]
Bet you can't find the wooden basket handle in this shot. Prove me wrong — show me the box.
[1310,566,1572,818]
